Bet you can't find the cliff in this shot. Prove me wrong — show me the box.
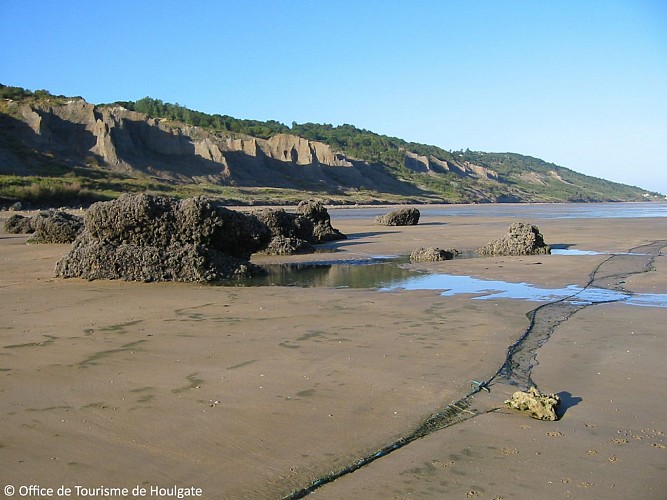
[0,98,423,198]
[0,88,659,206]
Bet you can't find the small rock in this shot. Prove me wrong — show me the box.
[410,247,459,262]
[4,214,35,234]
[375,207,420,226]
[504,386,560,421]
[27,210,84,244]
[477,222,550,256]
[295,200,346,243]
[253,201,345,255]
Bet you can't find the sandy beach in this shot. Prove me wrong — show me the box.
[1,209,665,499]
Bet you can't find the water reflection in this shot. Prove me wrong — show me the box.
[237,257,667,308]
[550,248,606,256]
[241,257,418,288]
[381,274,635,304]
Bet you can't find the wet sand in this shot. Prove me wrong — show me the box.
[1,211,665,498]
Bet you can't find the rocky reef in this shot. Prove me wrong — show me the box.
[254,200,346,256]
[4,214,34,234]
[4,211,83,243]
[410,247,459,262]
[375,207,420,226]
[477,222,550,256]
[55,194,270,282]
[54,194,345,281]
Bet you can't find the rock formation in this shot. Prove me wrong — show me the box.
[253,201,346,255]
[27,210,84,244]
[410,247,459,262]
[504,386,560,421]
[477,222,550,256]
[403,150,498,180]
[253,208,315,255]
[55,194,270,282]
[375,207,420,226]
[4,211,83,243]
[4,214,34,234]
[295,200,346,243]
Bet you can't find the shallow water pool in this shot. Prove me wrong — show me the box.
[241,255,667,308]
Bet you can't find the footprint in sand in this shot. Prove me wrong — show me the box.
[500,447,519,455]
[650,443,666,449]
[608,455,619,462]
[587,449,598,456]
[546,431,563,437]
[608,437,628,445]
[431,459,455,468]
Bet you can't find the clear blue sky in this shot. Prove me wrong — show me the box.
[2,1,666,194]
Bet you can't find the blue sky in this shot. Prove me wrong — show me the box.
[2,1,666,194]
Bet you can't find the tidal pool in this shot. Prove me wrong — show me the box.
[243,256,667,308]
[380,273,667,307]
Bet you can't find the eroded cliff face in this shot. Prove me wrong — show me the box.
[1,98,507,200]
[402,150,498,181]
[1,99,422,193]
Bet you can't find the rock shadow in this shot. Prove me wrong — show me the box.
[556,391,582,418]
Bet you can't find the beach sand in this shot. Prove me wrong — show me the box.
[1,211,665,498]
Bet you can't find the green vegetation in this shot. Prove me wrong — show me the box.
[0,83,74,104]
[113,96,289,139]
[460,151,651,202]
[0,175,105,206]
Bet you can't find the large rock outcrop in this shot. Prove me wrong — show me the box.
[477,222,550,256]
[55,194,270,282]
[375,207,420,226]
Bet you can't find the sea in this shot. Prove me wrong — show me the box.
[328,201,667,220]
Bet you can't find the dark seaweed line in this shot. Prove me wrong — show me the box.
[284,240,666,498]
[489,239,667,390]
[284,394,483,499]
